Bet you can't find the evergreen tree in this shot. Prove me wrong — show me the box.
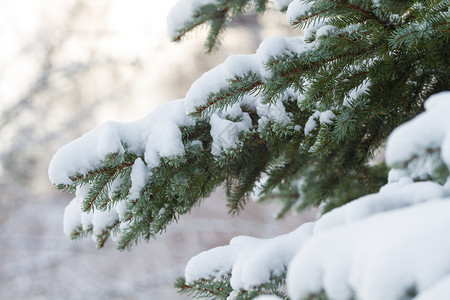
[49,0,449,299]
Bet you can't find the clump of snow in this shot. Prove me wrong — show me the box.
[304,110,335,136]
[128,158,151,200]
[387,168,410,183]
[92,209,119,236]
[166,0,218,39]
[226,291,239,300]
[304,111,321,136]
[319,110,335,124]
[386,91,450,168]
[304,19,329,40]
[286,0,314,23]
[63,192,121,240]
[210,109,253,156]
[256,93,293,131]
[81,210,93,231]
[185,223,314,290]
[313,180,446,234]
[63,197,82,237]
[49,99,194,185]
[316,25,336,37]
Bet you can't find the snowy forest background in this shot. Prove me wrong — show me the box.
[0,0,315,299]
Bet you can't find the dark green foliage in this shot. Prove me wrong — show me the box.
[175,276,234,299]
[175,273,288,300]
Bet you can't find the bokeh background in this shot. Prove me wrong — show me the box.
[0,1,313,299]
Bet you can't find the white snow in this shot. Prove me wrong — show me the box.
[256,93,293,131]
[63,197,82,237]
[319,110,335,125]
[304,110,334,136]
[286,0,314,23]
[81,210,93,231]
[114,200,128,220]
[313,180,446,234]
[316,25,336,37]
[386,91,450,168]
[210,110,252,155]
[184,35,310,116]
[128,158,151,200]
[303,19,329,40]
[92,209,119,236]
[185,223,314,290]
[304,111,321,136]
[166,0,218,39]
[49,99,195,185]
[63,189,120,239]
[186,178,450,299]
[287,199,450,300]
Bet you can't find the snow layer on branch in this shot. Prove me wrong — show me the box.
[185,222,314,290]
[92,209,119,236]
[128,158,151,200]
[210,102,253,155]
[287,199,450,300]
[304,110,335,136]
[185,36,310,115]
[167,0,218,39]
[313,179,446,234]
[286,0,314,23]
[386,91,450,167]
[63,197,82,237]
[64,186,119,238]
[256,91,294,130]
[188,180,450,299]
[49,99,194,185]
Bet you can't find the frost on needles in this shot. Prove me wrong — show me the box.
[49,0,449,299]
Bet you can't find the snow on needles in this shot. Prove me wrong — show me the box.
[286,0,314,23]
[48,99,194,185]
[185,178,450,299]
[386,91,450,168]
[185,223,314,290]
[184,35,310,115]
[167,0,218,39]
[287,199,450,300]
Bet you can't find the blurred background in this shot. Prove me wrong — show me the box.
[0,1,313,299]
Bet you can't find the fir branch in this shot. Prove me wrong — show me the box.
[193,74,263,117]
[328,0,391,28]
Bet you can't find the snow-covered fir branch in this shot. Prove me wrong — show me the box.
[49,0,449,298]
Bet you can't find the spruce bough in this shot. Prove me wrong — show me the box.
[49,0,449,299]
